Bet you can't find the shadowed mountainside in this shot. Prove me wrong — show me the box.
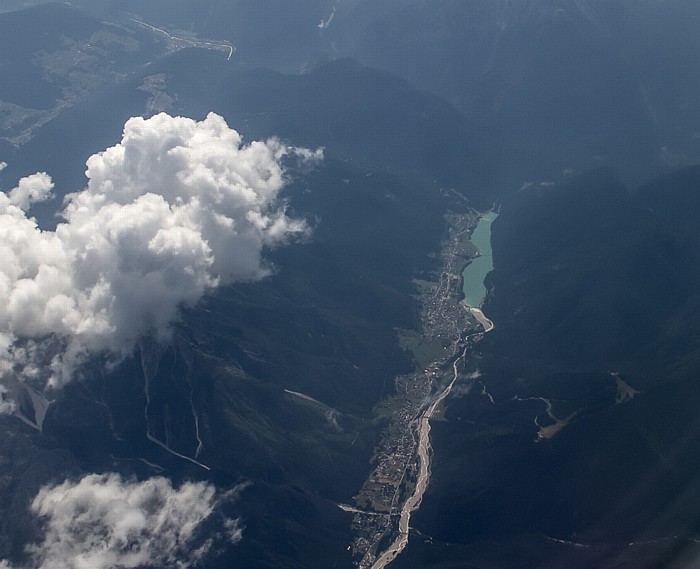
[400,166,700,569]
[0,47,495,569]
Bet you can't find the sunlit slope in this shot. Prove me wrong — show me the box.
[0,3,164,142]
[1,47,496,568]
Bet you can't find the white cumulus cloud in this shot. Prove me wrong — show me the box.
[1,473,243,569]
[0,112,318,387]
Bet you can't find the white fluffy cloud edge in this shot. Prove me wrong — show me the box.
[0,112,321,390]
[0,473,246,569]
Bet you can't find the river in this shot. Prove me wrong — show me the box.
[370,347,469,569]
[367,212,497,568]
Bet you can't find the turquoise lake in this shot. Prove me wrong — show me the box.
[462,212,497,307]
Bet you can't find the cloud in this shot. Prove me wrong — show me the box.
[0,385,14,414]
[2,473,243,569]
[8,172,53,210]
[0,112,319,387]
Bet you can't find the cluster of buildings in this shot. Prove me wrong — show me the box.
[347,212,483,566]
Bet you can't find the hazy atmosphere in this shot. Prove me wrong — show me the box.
[2,2,700,568]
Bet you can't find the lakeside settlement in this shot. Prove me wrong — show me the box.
[345,210,497,568]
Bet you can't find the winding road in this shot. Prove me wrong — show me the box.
[132,18,235,60]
